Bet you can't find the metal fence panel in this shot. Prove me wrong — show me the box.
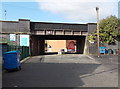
[6,45,30,60]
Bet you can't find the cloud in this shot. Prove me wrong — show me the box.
[1,0,35,2]
[35,0,118,23]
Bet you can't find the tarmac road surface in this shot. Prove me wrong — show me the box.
[2,54,118,87]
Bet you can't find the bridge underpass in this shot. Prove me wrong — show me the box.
[30,35,86,56]
[30,22,88,56]
[0,20,97,56]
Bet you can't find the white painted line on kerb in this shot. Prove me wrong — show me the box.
[86,55,95,60]
[20,56,30,63]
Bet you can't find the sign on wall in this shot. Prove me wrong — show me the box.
[20,35,29,46]
[10,34,16,41]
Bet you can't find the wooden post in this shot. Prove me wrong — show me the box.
[96,7,100,57]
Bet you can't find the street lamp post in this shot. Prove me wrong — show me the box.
[96,7,100,57]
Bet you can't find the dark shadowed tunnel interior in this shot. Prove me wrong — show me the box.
[30,35,86,56]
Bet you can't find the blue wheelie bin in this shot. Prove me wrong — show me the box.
[108,49,113,54]
[112,49,117,55]
[100,46,106,54]
[3,50,21,71]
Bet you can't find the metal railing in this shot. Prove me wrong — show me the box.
[3,45,30,60]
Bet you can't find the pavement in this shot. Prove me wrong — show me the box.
[2,54,118,87]
[0,57,2,89]
[89,54,119,69]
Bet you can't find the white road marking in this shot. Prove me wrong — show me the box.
[86,55,95,60]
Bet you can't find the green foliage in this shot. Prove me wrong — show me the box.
[88,32,97,42]
[0,37,14,45]
[118,20,120,36]
[89,35,95,42]
[99,15,119,44]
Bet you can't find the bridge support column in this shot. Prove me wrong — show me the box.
[30,36,45,56]
[76,37,86,54]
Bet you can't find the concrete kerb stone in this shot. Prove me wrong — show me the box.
[20,56,31,63]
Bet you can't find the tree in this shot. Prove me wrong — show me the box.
[99,16,119,44]
[118,19,120,36]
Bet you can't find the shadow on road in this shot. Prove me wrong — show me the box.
[3,62,100,87]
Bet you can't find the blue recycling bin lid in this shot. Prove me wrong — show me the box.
[4,50,20,54]
[100,46,106,49]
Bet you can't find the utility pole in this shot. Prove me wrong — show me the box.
[96,7,100,57]
[4,10,7,20]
